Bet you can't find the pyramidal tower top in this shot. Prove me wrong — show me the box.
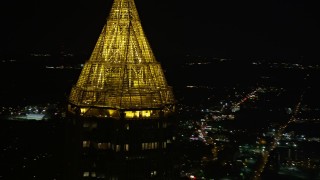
[68,0,175,118]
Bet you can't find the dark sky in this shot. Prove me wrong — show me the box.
[0,0,319,62]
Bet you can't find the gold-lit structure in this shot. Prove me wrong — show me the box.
[66,0,176,179]
[68,0,174,117]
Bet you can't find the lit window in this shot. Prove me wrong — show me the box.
[125,111,137,118]
[83,172,89,177]
[125,144,129,151]
[116,145,120,152]
[80,108,88,114]
[142,142,159,150]
[91,172,96,177]
[151,170,157,176]
[142,110,150,117]
[97,143,108,150]
[107,109,117,117]
[125,110,152,118]
[83,141,90,148]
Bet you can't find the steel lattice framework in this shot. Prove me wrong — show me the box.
[69,0,174,115]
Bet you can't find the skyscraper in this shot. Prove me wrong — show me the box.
[66,0,175,179]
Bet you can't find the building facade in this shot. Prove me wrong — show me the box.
[65,0,175,179]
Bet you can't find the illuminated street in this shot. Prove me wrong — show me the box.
[253,93,303,179]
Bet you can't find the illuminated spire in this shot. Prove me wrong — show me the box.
[69,0,174,113]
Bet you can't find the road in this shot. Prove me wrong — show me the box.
[252,92,304,180]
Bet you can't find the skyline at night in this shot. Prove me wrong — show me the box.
[1,0,320,179]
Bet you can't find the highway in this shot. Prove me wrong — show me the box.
[252,92,304,180]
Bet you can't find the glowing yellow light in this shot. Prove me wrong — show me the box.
[80,108,88,114]
[125,111,137,118]
[133,80,139,87]
[68,0,175,114]
[125,110,152,118]
[125,144,129,151]
[142,110,151,117]
[83,172,89,177]
[82,141,90,148]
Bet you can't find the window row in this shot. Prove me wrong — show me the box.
[83,141,169,151]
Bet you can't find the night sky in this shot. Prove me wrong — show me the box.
[0,0,319,63]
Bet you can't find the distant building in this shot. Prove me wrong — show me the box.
[65,0,176,179]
